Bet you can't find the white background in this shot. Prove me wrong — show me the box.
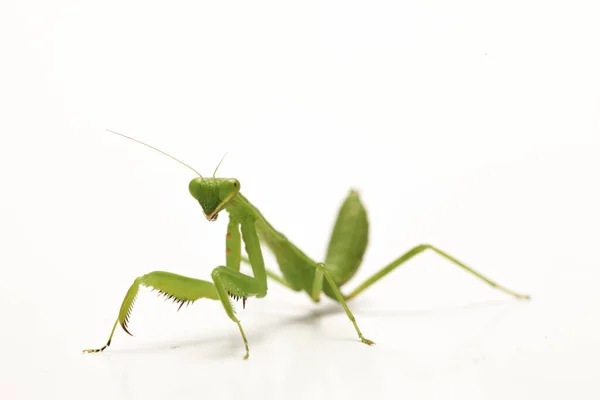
[1,1,599,399]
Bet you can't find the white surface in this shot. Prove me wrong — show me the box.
[1,1,599,399]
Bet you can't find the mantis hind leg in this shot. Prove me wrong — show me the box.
[83,271,219,353]
[344,244,531,301]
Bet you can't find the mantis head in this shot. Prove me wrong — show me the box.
[104,130,238,221]
[189,177,240,221]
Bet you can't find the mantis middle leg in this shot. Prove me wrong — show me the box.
[311,262,375,345]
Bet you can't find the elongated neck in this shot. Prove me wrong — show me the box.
[225,193,274,231]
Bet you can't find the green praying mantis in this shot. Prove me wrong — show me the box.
[84,130,530,359]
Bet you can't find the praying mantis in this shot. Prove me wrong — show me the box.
[83,130,530,359]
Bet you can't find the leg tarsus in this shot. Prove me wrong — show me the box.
[236,321,250,360]
[83,319,119,353]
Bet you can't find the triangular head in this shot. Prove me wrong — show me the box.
[103,130,239,222]
[189,177,240,221]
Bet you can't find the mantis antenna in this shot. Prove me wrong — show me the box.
[106,129,204,179]
[212,152,228,178]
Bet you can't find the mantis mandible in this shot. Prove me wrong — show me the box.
[83,130,530,359]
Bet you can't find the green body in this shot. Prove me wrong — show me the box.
[84,134,530,359]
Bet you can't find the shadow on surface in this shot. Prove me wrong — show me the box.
[91,297,528,359]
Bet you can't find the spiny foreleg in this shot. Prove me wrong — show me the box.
[83,271,219,353]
